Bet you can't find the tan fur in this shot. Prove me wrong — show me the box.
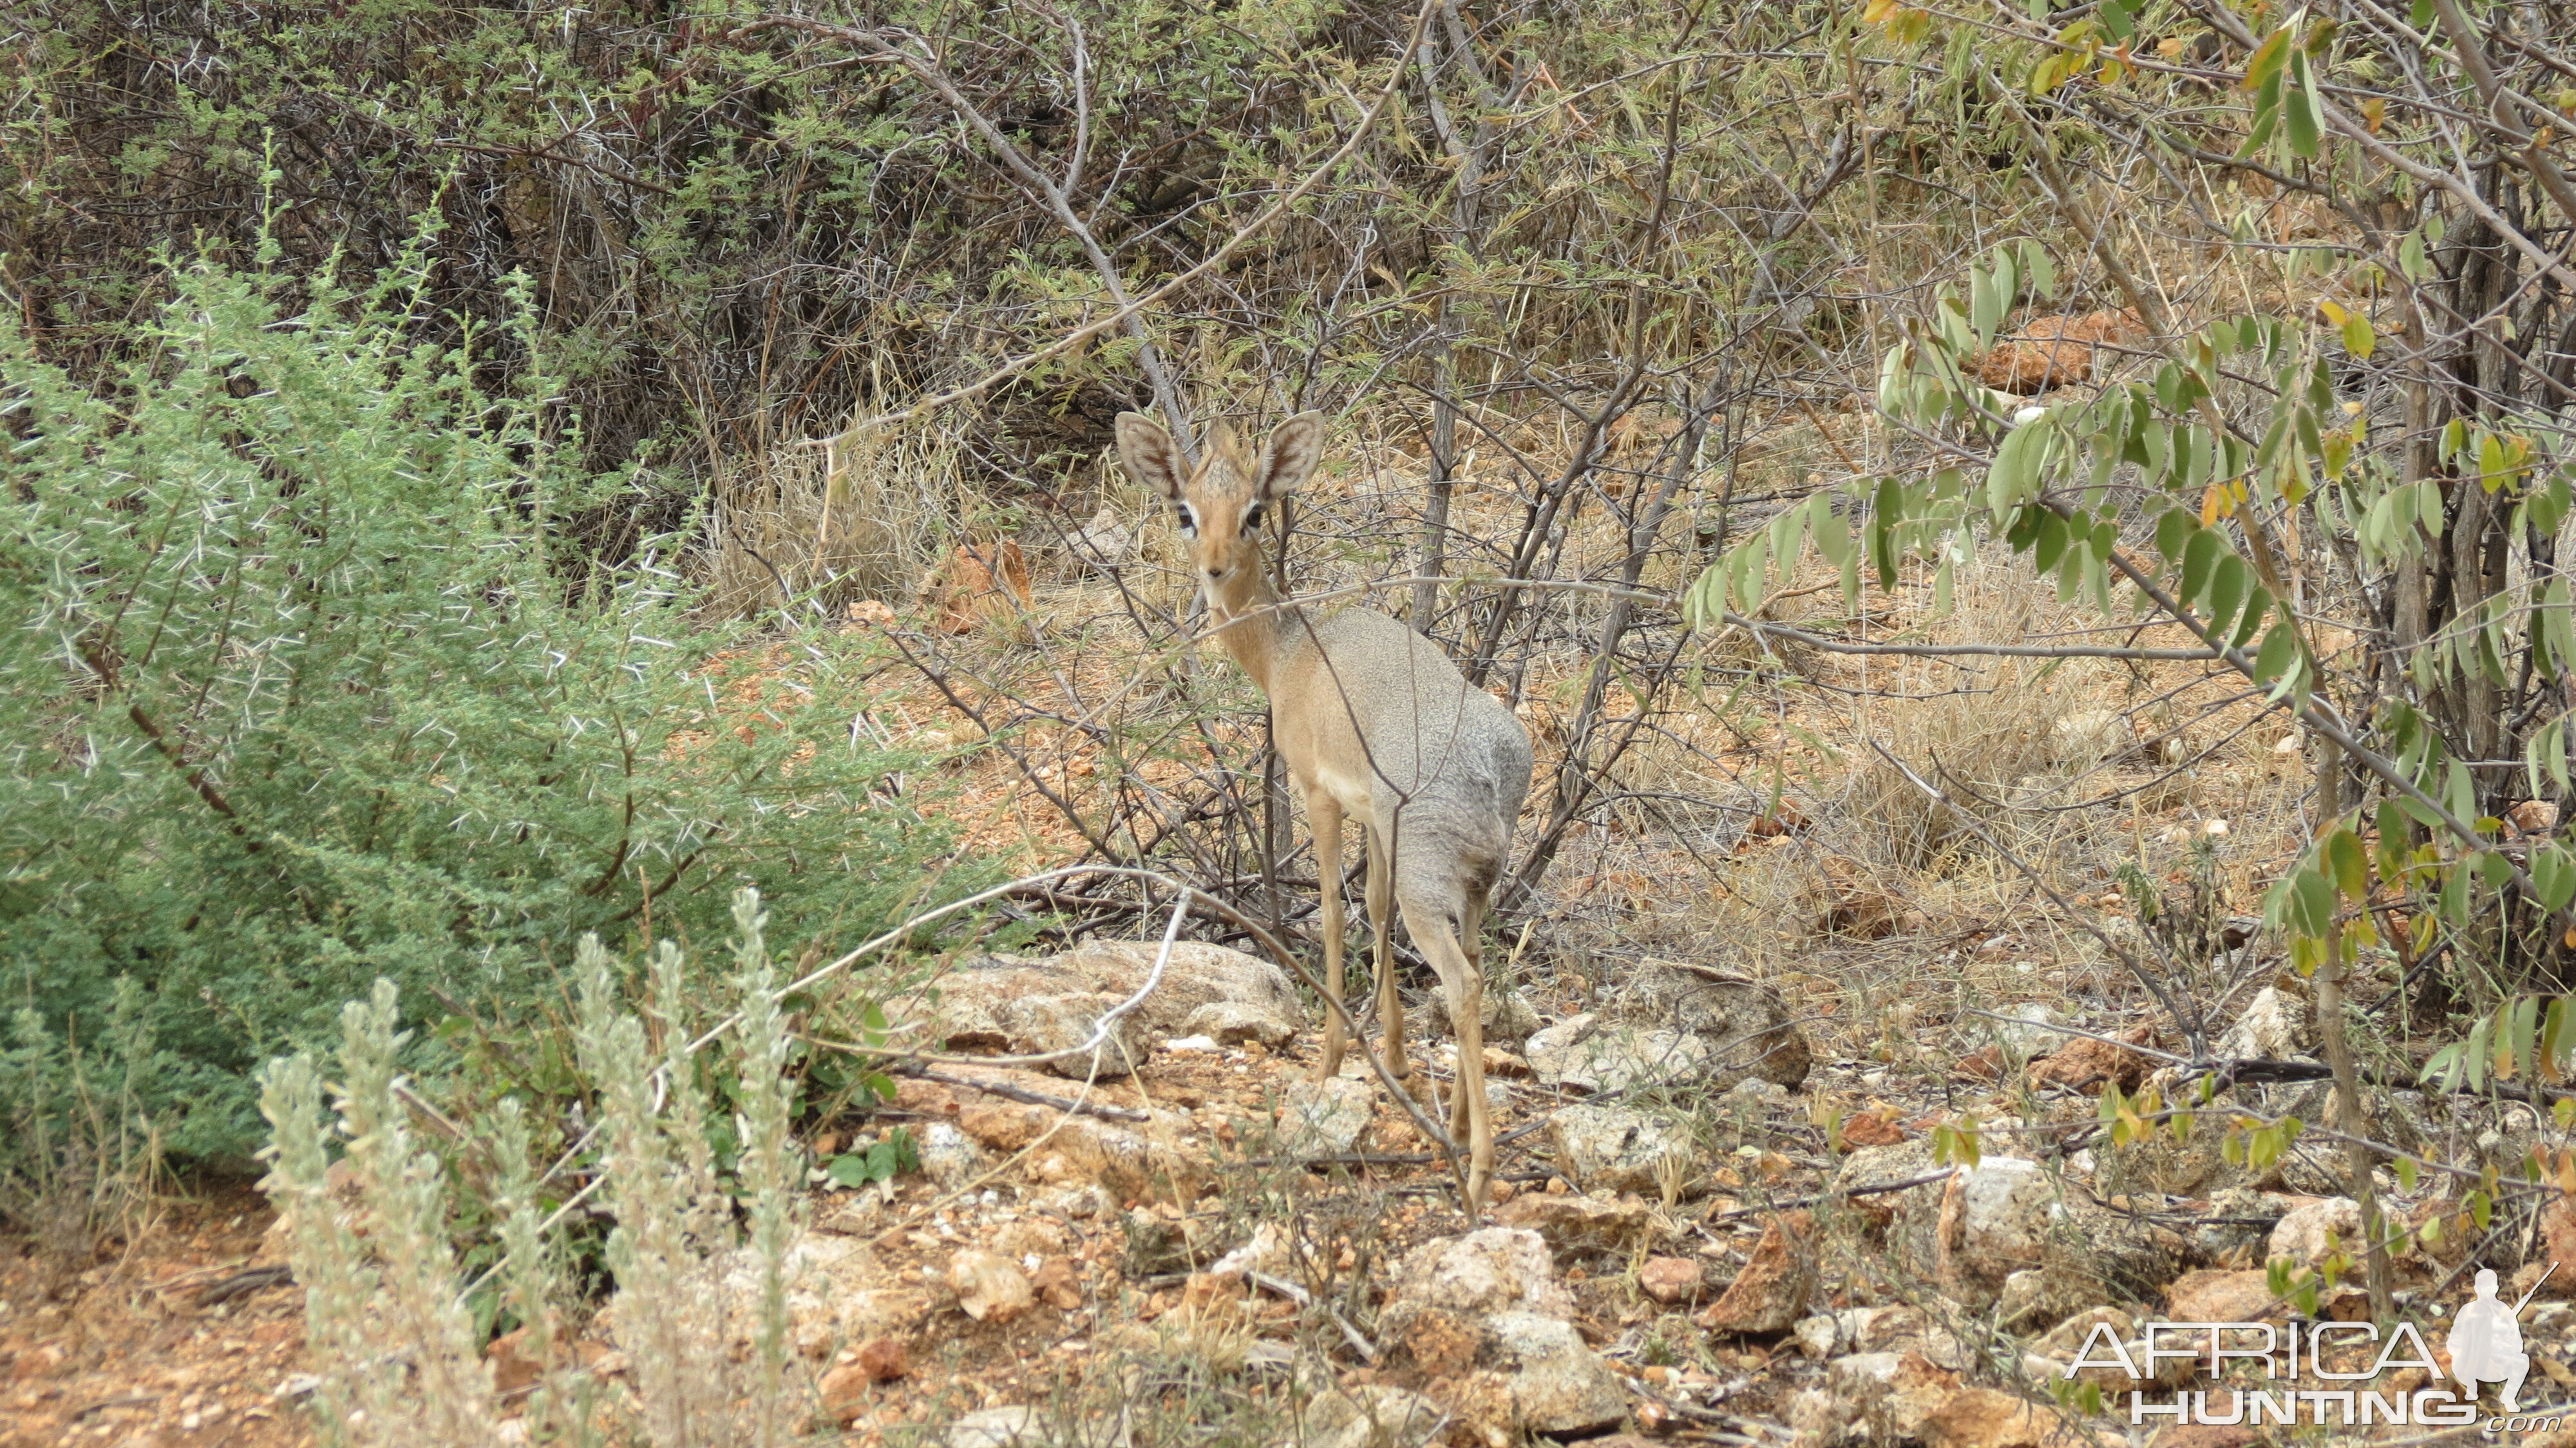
[1115,410,1533,1208]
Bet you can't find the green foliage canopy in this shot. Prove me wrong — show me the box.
[0,245,947,1158]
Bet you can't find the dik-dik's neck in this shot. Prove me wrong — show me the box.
[1204,549,1297,695]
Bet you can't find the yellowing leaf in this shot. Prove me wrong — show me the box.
[2241,28,2291,91]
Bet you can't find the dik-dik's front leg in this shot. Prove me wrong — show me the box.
[1309,790,1349,1081]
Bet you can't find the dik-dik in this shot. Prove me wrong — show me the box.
[1115,410,1532,1207]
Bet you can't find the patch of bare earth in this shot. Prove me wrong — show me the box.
[4,1186,308,1448]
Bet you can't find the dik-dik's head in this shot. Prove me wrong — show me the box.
[1115,411,1325,605]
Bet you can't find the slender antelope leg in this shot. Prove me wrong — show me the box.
[1406,894,1492,1210]
[1457,893,1492,1206]
[1365,823,1425,1105]
[1310,789,1349,1081]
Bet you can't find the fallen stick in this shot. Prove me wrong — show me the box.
[1245,1270,1381,1364]
[904,1064,1153,1123]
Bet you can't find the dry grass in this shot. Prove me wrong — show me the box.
[1832,562,2117,873]
[700,415,971,620]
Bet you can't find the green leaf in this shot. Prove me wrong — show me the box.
[2544,580,2576,672]
[2253,621,2300,681]
[2242,27,2293,91]
[2032,510,2072,575]
[1730,532,1770,613]
[2422,1041,2464,1091]
[2377,801,2409,875]
[2325,828,2370,902]
[2476,615,2512,685]
[2208,554,2251,638]
[2537,847,2573,913]
[1769,494,1812,561]
[2291,868,2336,940]
[1971,256,2014,340]
[1682,566,1720,628]
[2141,417,2171,479]
[2020,239,2057,301]
[2155,509,2195,564]
[2285,49,2324,159]
[828,1152,879,1188]
[2400,227,2431,282]
[2239,72,2284,159]
[1813,496,1852,568]
[2232,586,2273,649]
[2181,528,2224,609]
[1988,417,2050,510]
[2448,761,2479,825]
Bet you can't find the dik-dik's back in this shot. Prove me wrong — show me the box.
[1272,606,1533,897]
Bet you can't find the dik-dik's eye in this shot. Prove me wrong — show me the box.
[1241,501,1266,532]
[1173,504,1197,536]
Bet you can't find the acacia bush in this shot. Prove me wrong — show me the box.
[0,238,948,1176]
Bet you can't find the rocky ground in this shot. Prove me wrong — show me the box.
[18,920,2576,1447]
[3,1188,305,1448]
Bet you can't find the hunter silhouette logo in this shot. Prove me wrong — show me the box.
[2062,1262,2557,1429]
[2447,1264,2549,1412]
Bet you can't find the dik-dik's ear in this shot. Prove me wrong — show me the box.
[1115,412,1188,506]
[1256,412,1327,500]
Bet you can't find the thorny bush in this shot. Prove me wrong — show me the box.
[0,233,953,1183]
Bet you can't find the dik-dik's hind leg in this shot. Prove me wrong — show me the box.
[1363,824,1429,1107]
[1403,888,1493,1211]
[1309,791,1349,1081]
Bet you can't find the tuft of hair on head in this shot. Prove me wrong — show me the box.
[1209,422,1255,481]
